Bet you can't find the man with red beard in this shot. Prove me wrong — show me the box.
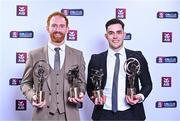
[20,11,86,121]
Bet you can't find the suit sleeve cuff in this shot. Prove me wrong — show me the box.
[137,93,145,103]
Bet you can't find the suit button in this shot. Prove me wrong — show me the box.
[49,93,51,95]
[56,83,59,85]
[56,73,59,76]
[47,106,49,108]
[57,102,59,104]
[56,92,59,95]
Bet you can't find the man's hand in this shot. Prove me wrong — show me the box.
[125,94,142,105]
[91,95,106,105]
[68,92,84,104]
[32,95,46,108]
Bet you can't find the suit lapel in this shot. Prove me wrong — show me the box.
[125,48,134,94]
[62,45,72,93]
[101,51,108,89]
[64,45,71,74]
[42,45,52,91]
[125,49,131,59]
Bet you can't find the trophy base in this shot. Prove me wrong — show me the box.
[93,89,103,100]
[127,88,136,99]
[36,91,45,103]
[69,87,79,98]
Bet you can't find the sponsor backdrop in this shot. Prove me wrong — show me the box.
[0,0,179,121]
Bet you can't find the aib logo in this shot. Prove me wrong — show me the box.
[116,8,126,19]
[157,11,178,19]
[9,78,22,86]
[162,32,172,43]
[161,77,172,87]
[67,30,77,41]
[16,5,28,16]
[157,12,165,18]
[10,31,19,38]
[156,56,177,63]
[124,33,132,40]
[156,101,177,108]
[16,100,27,111]
[16,52,27,63]
[61,9,84,16]
[10,31,34,38]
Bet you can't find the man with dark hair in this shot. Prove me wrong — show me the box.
[87,18,152,121]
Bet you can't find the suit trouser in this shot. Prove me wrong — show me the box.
[95,108,144,121]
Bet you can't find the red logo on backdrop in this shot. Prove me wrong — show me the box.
[116,8,126,19]
[162,32,172,42]
[16,100,27,111]
[17,5,28,16]
[62,9,69,16]
[16,52,27,63]
[161,77,172,87]
[9,78,22,86]
[67,30,78,41]
[10,31,19,38]
[157,11,165,18]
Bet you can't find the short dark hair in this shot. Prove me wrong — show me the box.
[105,18,125,30]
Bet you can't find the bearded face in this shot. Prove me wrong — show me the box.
[50,31,66,43]
[47,15,68,45]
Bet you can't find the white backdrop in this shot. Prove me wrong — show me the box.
[0,0,180,121]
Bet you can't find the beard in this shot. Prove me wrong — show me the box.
[50,31,65,43]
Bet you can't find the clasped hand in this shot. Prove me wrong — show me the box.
[91,95,106,105]
[90,94,142,106]
[32,92,85,108]
[32,95,46,108]
[125,94,142,105]
[68,92,84,104]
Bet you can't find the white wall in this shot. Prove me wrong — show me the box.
[0,0,180,121]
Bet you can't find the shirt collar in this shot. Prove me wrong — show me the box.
[108,46,125,57]
[48,41,65,52]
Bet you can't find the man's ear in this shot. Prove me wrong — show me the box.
[123,32,126,39]
[46,26,49,32]
[66,27,69,33]
[105,33,108,39]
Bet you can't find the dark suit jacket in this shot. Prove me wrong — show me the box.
[87,48,152,120]
[21,45,86,121]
